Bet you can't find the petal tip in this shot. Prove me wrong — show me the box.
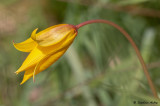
[33,78,35,83]
[13,40,16,46]
[15,71,18,75]
[33,74,35,83]
[31,28,38,41]
[20,82,24,85]
[20,78,27,85]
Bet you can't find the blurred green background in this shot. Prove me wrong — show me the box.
[0,0,160,106]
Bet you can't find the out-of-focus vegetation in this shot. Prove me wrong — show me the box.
[0,0,160,106]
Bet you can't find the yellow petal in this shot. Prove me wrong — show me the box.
[39,48,67,71]
[20,49,67,85]
[31,24,66,41]
[33,43,70,81]
[35,24,66,38]
[15,46,46,74]
[13,28,38,52]
[35,24,77,46]
[20,67,34,85]
[33,62,40,83]
[13,38,37,52]
[31,28,38,41]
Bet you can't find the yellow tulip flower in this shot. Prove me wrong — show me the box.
[13,24,77,85]
[13,19,158,99]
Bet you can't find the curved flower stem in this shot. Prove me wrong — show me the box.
[76,19,158,98]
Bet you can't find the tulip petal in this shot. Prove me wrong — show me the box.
[15,46,46,74]
[13,28,38,52]
[39,49,67,71]
[32,47,68,82]
[35,24,66,38]
[20,49,67,85]
[13,38,37,52]
[33,63,40,83]
[39,29,75,47]
[31,24,66,41]
[31,28,38,40]
[35,24,75,47]
[20,67,34,85]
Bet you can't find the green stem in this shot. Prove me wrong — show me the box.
[76,19,158,98]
